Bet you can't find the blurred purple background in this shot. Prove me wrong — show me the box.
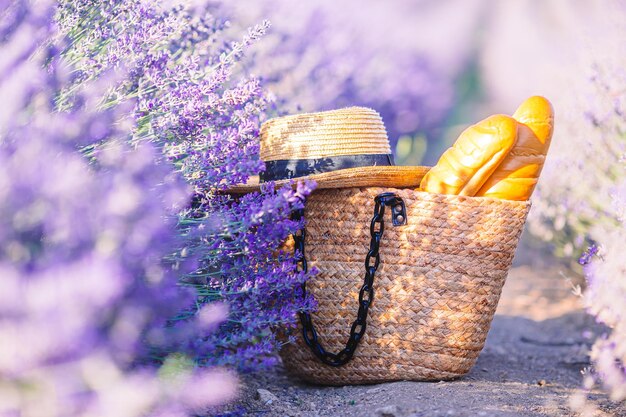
[219,0,623,166]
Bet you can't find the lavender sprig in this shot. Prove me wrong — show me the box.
[57,0,317,372]
[1,1,236,415]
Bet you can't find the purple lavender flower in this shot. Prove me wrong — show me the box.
[530,10,626,403]
[174,180,317,370]
[0,1,236,415]
[579,244,599,266]
[57,0,318,372]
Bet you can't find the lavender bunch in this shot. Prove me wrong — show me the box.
[573,71,626,405]
[56,1,317,370]
[56,0,272,189]
[1,1,236,415]
[174,181,317,371]
[521,8,626,404]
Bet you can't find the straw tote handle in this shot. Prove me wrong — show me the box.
[292,192,407,367]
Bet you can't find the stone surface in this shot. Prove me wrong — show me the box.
[256,389,279,405]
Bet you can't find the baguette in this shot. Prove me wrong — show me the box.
[476,96,554,200]
[420,114,518,196]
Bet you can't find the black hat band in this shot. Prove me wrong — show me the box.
[260,154,395,183]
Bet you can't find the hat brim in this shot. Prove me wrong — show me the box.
[226,165,431,194]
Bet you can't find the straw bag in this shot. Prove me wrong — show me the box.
[280,186,529,385]
[228,107,530,385]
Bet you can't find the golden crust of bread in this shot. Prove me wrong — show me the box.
[420,114,518,196]
[476,96,554,200]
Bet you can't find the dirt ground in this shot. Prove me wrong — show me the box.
[221,240,626,417]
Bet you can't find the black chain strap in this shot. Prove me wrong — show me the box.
[292,192,407,367]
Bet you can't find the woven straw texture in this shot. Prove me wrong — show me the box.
[227,107,427,193]
[280,187,530,385]
[260,107,390,161]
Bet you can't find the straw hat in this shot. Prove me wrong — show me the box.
[228,107,429,193]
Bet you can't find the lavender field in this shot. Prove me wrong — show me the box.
[0,1,625,416]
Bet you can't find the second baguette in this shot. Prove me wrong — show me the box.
[420,115,518,196]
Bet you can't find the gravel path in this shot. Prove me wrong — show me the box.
[222,244,625,417]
